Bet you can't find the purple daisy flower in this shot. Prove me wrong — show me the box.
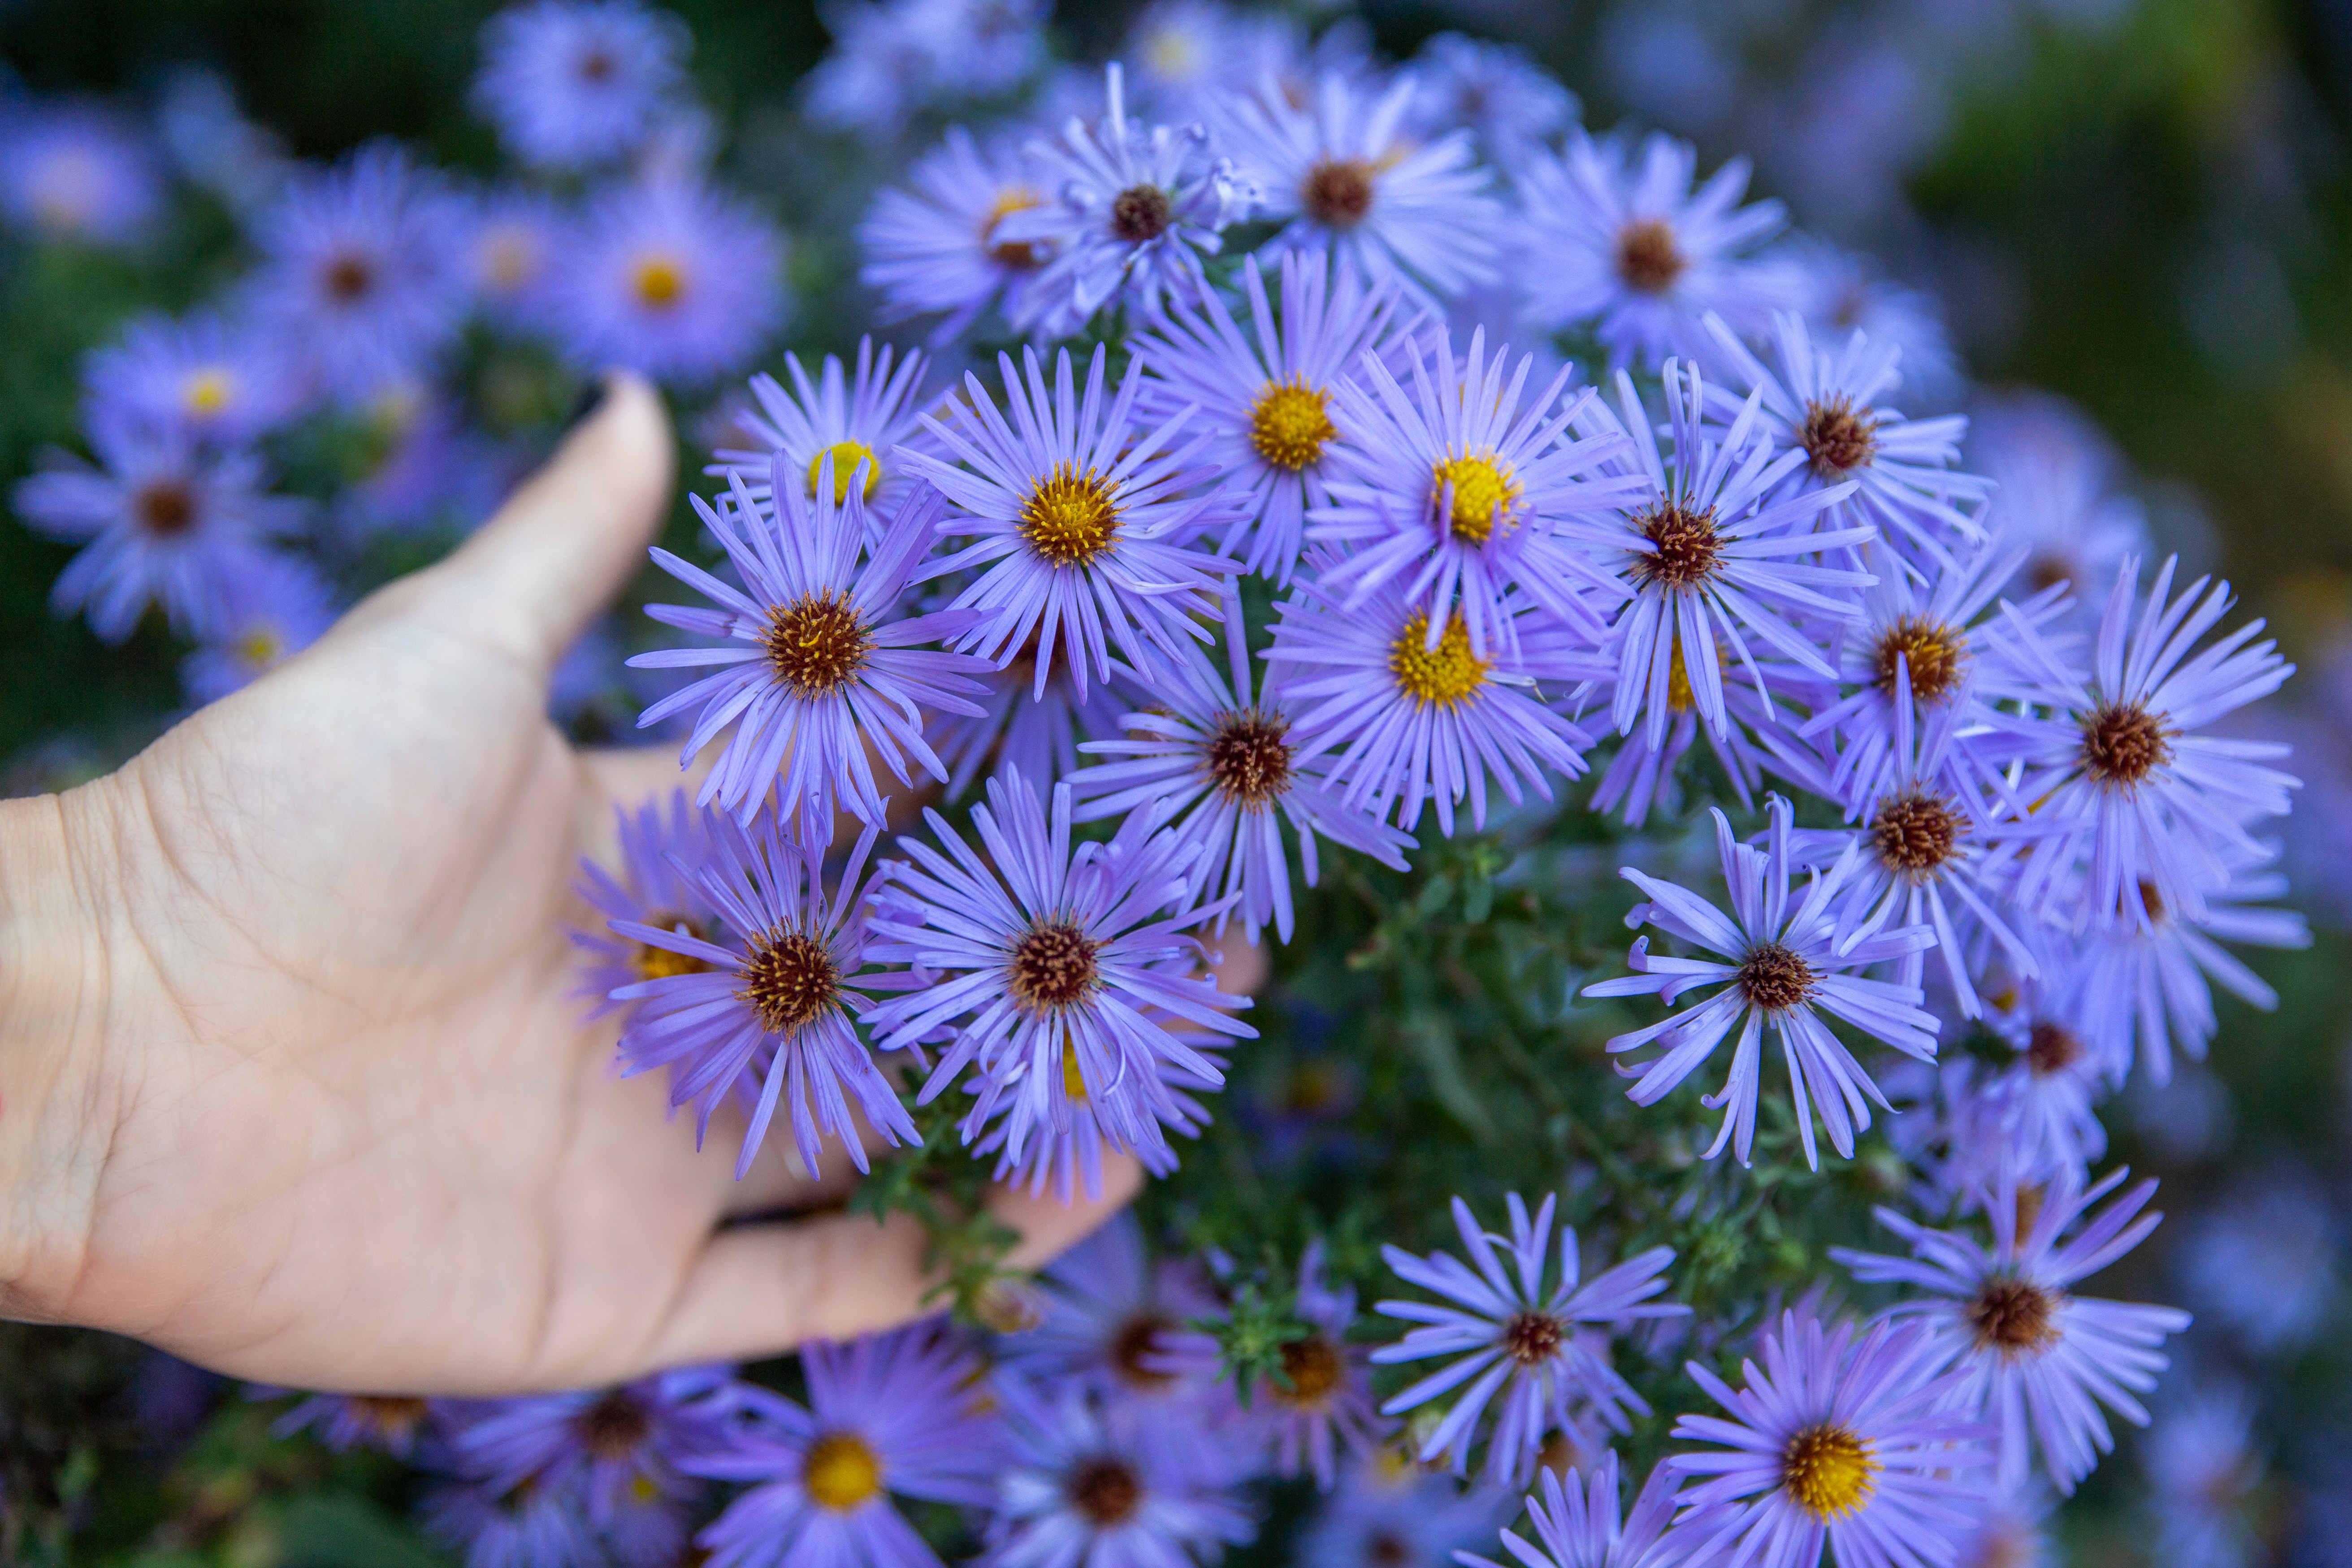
[863,769,1256,1174]
[859,126,1058,341]
[571,789,720,1020]
[687,1320,1000,1568]
[991,64,1256,336]
[551,173,788,385]
[996,1212,1228,1405]
[1122,1,1304,123]
[983,1373,1259,1568]
[609,810,922,1179]
[1767,236,1962,411]
[14,424,301,642]
[1581,797,1941,1170]
[1563,363,1873,752]
[1966,392,2148,615]
[971,1034,1222,1203]
[460,185,567,333]
[420,1469,604,1568]
[83,309,305,447]
[459,1367,733,1527]
[1072,586,1415,946]
[1266,563,1603,837]
[902,343,1240,700]
[1949,979,2110,1188]
[1301,1450,1509,1568]
[1832,1166,2190,1495]
[244,143,467,407]
[932,653,1147,799]
[1213,70,1503,302]
[1666,1310,1991,1568]
[1373,1192,1685,1488]
[472,0,690,170]
[0,99,165,249]
[1261,1240,1389,1489]
[1308,325,1643,653]
[180,551,337,702]
[1134,249,1404,584]
[1987,555,2297,932]
[1511,131,1793,368]
[1699,310,1988,570]
[630,462,995,835]
[1400,34,1579,171]
[713,336,932,520]
[2143,1383,2264,1568]
[268,1390,448,1459]
[1454,1450,1695,1568]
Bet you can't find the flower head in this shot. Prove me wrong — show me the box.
[1400,33,1579,170]
[459,1367,734,1528]
[714,336,932,520]
[1373,1192,1686,1488]
[460,185,567,331]
[84,309,305,447]
[1582,797,1941,1170]
[1966,392,2148,614]
[1262,1241,1389,1489]
[930,651,1148,799]
[572,790,719,1020]
[269,1391,448,1459]
[997,1212,1226,1404]
[420,1468,605,1568]
[472,0,691,170]
[0,99,164,249]
[552,173,788,385]
[1301,1449,1509,1568]
[860,126,1058,341]
[180,552,337,702]
[1455,1450,1692,1568]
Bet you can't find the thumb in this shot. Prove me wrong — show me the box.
[413,373,675,670]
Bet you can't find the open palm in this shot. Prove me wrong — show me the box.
[0,377,1136,1395]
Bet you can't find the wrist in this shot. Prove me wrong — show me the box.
[0,786,121,1321]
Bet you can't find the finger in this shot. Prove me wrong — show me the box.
[633,1152,1143,1372]
[412,373,675,671]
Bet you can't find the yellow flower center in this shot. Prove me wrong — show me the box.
[984,186,1047,269]
[807,440,883,504]
[235,626,284,668]
[1781,1423,1879,1520]
[803,1431,884,1511]
[1248,377,1336,472]
[1019,463,1120,567]
[632,253,687,309]
[632,912,710,982]
[1431,451,1518,544]
[184,368,235,417]
[1389,611,1489,710]
[481,228,539,291]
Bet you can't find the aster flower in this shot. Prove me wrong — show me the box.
[1301,1449,1509,1568]
[181,552,337,702]
[801,0,939,135]
[333,389,518,539]
[996,1212,1226,1403]
[1564,363,1873,752]
[1830,1166,2190,1493]
[863,769,1256,1174]
[1582,797,1941,1170]
[1767,236,1961,411]
[83,310,305,446]
[1373,1192,1685,1488]
[0,100,165,249]
[688,1321,1001,1568]
[1260,1241,1389,1489]
[1454,1451,1692,1568]
[972,1035,1221,1203]
[1309,325,1643,653]
[460,1367,733,1527]
[14,424,301,642]
[903,343,1240,700]
[2179,1170,2339,1355]
[2142,1384,2264,1568]
[860,126,1057,341]
[1667,1310,1990,1568]
[1134,249,1403,584]
[244,143,466,406]
[1946,983,2110,1190]
[571,790,718,1020]
[933,652,1147,799]
[269,1391,446,1459]
[1699,310,1988,569]
[1400,34,1579,171]
[983,1373,1258,1568]
[1512,131,1791,368]
[1213,70,1503,302]
[609,810,921,1179]
[472,0,690,170]
[992,64,1255,336]
[1121,1,1303,122]
[1073,586,1415,946]
[460,185,567,332]
[420,1470,605,1568]
[631,461,994,833]
[1988,556,2297,931]
[713,336,931,520]
[1967,392,2149,615]
[551,173,788,385]
[1268,565,1603,838]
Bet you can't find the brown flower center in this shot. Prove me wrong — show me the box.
[323,252,376,303]
[1204,708,1294,809]
[983,186,1047,269]
[1737,942,1815,1012]
[1799,397,1880,478]
[2079,702,2172,787]
[1020,463,1121,567]
[764,589,872,698]
[135,480,197,536]
[1615,218,1685,294]
[1367,1531,1412,1568]
[738,929,840,1036]
[1627,502,1722,589]
[1008,919,1101,1014]
[1868,791,1961,876]
[1068,1457,1144,1525]
[1303,158,1376,226]
[1967,1277,2062,1355]
[349,1395,429,1438]
[577,47,616,83]
[1502,1310,1564,1366]
[1270,1334,1344,1408]
[1108,1313,1176,1390]
[1110,184,1172,243]
[574,1391,650,1461]
[2026,1020,2082,1076]
[1871,616,1967,703]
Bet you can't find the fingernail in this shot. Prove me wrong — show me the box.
[561,374,611,435]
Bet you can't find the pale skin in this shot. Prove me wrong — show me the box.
[0,374,1242,1396]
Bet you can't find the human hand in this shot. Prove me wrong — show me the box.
[0,375,1141,1395]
